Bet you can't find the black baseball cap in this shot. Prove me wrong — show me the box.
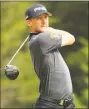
[25,4,52,20]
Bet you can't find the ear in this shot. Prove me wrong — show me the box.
[26,20,32,27]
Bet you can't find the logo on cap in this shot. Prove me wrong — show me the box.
[34,7,46,12]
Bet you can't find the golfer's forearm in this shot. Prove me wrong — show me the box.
[56,29,75,47]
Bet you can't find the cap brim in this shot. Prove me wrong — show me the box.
[47,12,52,16]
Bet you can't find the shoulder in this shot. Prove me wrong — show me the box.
[37,31,50,42]
[28,32,48,44]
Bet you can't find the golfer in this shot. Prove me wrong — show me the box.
[25,4,75,108]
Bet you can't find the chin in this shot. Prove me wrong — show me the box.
[36,27,48,33]
[36,29,45,33]
[41,27,48,32]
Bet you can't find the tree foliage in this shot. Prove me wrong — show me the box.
[1,1,88,108]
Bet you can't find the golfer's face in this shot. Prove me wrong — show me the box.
[30,13,49,32]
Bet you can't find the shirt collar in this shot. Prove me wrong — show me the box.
[29,32,41,40]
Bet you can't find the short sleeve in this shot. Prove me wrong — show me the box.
[38,30,62,54]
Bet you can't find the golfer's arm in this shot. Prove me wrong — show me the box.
[56,30,75,47]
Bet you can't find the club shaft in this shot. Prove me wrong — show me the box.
[7,36,29,65]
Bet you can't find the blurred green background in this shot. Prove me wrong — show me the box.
[1,1,88,108]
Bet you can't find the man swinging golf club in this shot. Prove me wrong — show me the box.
[25,4,75,108]
[5,3,75,108]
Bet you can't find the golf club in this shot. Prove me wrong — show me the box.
[7,36,29,66]
[5,36,29,80]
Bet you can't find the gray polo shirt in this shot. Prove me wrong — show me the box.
[28,31,73,100]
